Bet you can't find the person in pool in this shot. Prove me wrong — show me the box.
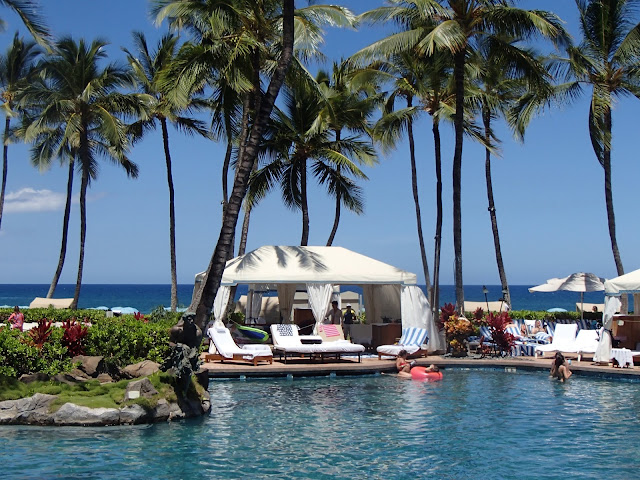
[550,352,572,382]
[396,349,415,378]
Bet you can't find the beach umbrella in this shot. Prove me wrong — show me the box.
[529,272,605,319]
[546,307,568,313]
[88,306,110,311]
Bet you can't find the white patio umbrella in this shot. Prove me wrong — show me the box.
[528,272,605,319]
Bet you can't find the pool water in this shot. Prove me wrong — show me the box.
[2,369,640,479]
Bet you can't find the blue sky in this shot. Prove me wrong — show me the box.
[0,0,639,288]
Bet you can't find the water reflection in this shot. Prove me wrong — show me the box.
[2,371,640,479]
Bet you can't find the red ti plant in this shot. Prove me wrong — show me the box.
[473,307,485,324]
[487,311,515,355]
[62,318,89,357]
[439,303,456,329]
[27,318,53,349]
[134,312,148,323]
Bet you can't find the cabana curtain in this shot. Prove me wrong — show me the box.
[277,284,296,324]
[593,295,621,363]
[213,285,231,326]
[306,283,333,330]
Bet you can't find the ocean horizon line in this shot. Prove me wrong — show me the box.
[0,283,612,314]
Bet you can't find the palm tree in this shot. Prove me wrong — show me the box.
[315,61,380,246]
[247,73,375,246]
[563,0,640,310]
[153,0,297,330]
[0,0,49,47]
[358,0,568,312]
[20,38,149,308]
[125,32,210,312]
[153,0,358,331]
[359,48,454,311]
[0,33,40,231]
[469,37,552,309]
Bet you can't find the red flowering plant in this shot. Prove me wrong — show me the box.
[61,318,89,357]
[134,312,149,323]
[487,311,516,355]
[441,303,475,356]
[27,318,53,349]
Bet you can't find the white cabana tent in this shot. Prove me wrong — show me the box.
[594,269,640,363]
[194,246,443,352]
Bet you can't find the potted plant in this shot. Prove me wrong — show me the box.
[441,303,475,356]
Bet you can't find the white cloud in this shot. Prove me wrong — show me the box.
[4,188,76,213]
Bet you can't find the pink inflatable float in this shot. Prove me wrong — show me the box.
[410,366,443,381]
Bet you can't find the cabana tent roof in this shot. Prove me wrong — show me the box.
[605,268,640,295]
[195,245,417,286]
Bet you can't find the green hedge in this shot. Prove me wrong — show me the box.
[0,311,184,378]
[85,317,174,370]
[0,327,71,378]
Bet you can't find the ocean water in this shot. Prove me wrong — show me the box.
[2,370,639,479]
[0,283,608,314]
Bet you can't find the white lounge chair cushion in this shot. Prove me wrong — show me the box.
[376,344,421,357]
[536,323,578,354]
[270,324,364,353]
[208,326,272,359]
[575,329,600,355]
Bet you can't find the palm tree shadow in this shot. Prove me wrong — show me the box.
[232,246,328,277]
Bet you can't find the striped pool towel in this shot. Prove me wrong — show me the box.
[321,324,340,337]
[399,327,428,346]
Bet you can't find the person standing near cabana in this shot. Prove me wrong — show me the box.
[325,300,343,325]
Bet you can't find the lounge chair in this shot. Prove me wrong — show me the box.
[270,324,365,364]
[376,327,428,359]
[535,323,578,358]
[575,329,601,362]
[206,324,273,366]
[317,324,350,343]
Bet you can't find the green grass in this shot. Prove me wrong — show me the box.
[0,372,189,413]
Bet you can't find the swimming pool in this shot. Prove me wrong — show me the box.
[2,369,639,479]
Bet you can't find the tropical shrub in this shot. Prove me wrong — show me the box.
[61,319,89,357]
[0,327,70,377]
[85,317,173,370]
[441,303,475,356]
[487,312,515,355]
[27,319,53,349]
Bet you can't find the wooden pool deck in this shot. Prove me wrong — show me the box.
[200,354,640,380]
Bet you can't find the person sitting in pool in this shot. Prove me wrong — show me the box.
[550,352,572,382]
[396,350,415,378]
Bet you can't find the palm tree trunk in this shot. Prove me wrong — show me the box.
[326,192,340,246]
[221,141,233,216]
[483,108,510,308]
[0,117,10,231]
[72,167,88,310]
[326,130,342,246]
[432,118,443,316]
[603,107,626,312]
[300,157,309,246]
[47,158,74,298]
[407,97,431,297]
[192,0,295,332]
[453,50,465,314]
[161,118,179,311]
